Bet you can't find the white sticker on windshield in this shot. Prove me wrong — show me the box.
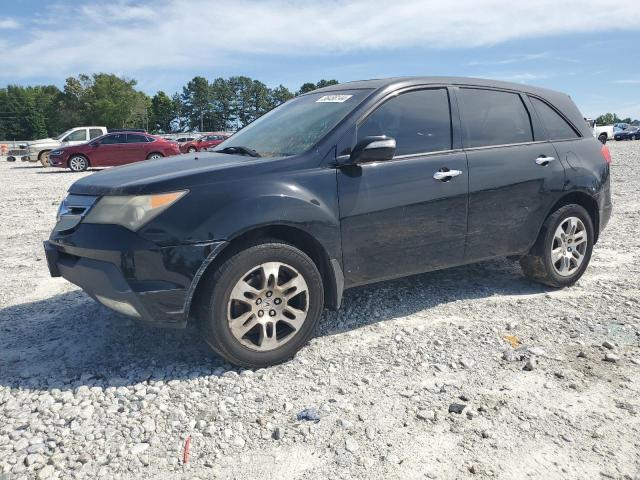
[316,95,353,103]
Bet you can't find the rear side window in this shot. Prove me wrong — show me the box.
[458,88,533,148]
[358,88,452,156]
[89,129,103,139]
[126,134,148,143]
[529,96,580,140]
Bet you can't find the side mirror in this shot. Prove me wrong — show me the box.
[339,136,396,166]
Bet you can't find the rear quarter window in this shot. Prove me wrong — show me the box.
[458,88,533,148]
[529,96,580,140]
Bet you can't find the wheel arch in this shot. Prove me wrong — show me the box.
[186,224,343,324]
[544,191,600,243]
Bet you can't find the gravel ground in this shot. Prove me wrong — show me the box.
[1,143,639,480]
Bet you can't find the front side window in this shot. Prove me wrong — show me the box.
[215,89,372,157]
[357,88,452,156]
[64,129,87,142]
[458,88,533,148]
[529,96,580,140]
[99,134,125,145]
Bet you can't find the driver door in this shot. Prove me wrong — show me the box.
[337,88,469,286]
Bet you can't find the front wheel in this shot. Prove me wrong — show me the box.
[520,204,594,288]
[38,150,50,167]
[198,240,324,368]
[68,155,88,172]
[187,147,197,153]
[598,133,607,144]
[146,152,164,160]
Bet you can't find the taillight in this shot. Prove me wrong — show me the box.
[601,144,612,165]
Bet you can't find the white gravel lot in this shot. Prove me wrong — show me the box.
[0,142,639,480]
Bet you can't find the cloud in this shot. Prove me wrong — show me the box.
[613,79,640,84]
[467,52,581,67]
[1,0,639,81]
[0,18,19,29]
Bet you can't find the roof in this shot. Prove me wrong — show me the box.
[312,76,589,136]
[313,76,561,98]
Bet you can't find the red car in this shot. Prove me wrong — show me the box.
[49,132,180,172]
[179,133,230,153]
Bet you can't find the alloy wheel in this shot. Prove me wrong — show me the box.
[551,216,588,277]
[69,156,87,172]
[227,262,309,351]
[148,153,162,160]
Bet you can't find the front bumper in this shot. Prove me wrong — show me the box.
[44,223,225,328]
[48,154,65,167]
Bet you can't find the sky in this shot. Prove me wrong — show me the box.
[1,0,639,119]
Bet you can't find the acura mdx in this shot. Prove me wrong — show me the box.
[44,77,613,367]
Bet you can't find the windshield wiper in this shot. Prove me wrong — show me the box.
[215,146,261,157]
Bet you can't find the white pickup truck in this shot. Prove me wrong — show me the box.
[585,119,614,144]
[21,126,107,166]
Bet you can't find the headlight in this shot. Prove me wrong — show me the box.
[83,191,188,231]
[51,149,63,155]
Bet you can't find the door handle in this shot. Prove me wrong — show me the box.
[535,156,555,166]
[433,169,463,181]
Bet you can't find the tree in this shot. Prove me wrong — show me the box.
[209,78,234,131]
[296,79,339,95]
[182,76,211,131]
[297,82,317,95]
[150,91,175,133]
[269,85,294,108]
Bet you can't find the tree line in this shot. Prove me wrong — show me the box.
[595,112,639,126]
[0,74,338,141]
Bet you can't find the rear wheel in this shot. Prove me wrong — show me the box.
[198,240,324,368]
[187,147,197,153]
[598,133,607,144]
[146,152,164,160]
[520,204,594,287]
[68,155,88,172]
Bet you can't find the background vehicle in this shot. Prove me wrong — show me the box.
[48,132,180,171]
[180,133,230,153]
[614,126,640,140]
[45,77,612,368]
[22,126,107,166]
[586,119,613,144]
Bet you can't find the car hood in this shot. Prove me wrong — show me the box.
[28,138,60,146]
[68,152,271,196]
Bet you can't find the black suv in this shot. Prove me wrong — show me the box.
[44,77,612,367]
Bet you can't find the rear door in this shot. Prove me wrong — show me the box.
[337,87,469,286]
[123,133,151,163]
[457,87,564,261]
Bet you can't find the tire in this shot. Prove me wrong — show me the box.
[187,147,197,153]
[598,133,607,144]
[198,239,324,368]
[146,152,164,160]
[68,155,89,172]
[520,204,594,288]
[38,150,51,167]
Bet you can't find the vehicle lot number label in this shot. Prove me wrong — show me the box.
[316,95,353,103]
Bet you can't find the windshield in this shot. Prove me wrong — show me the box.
[54,128,74,140]
[214,89,371,157]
